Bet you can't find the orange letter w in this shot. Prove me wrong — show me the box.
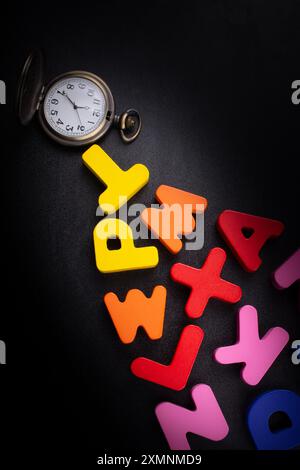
[104,286,167,344]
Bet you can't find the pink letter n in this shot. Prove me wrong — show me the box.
[155,384,229,450]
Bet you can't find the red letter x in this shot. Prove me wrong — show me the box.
[171,247,242,318]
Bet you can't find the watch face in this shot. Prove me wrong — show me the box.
[43,75,110,140]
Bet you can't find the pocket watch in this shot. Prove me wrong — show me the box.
[17,50,141,146]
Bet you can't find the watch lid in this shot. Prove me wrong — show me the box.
[16,49,44,125]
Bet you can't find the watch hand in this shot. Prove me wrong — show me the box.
[75,107,83,126]
[57,89,82,125]
[57,89,76,108]
[57,89,85,126]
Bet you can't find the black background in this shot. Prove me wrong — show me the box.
[1,0,300,464]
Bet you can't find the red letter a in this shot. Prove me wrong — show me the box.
[217,210,284,272]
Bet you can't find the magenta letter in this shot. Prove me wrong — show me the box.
[214,305,289,386]
[155,384,229,450]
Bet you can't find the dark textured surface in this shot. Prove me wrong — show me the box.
[1,0,300,458]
